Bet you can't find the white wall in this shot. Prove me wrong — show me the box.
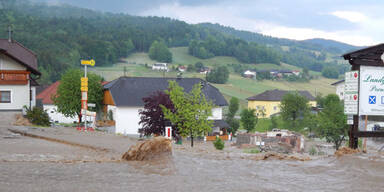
[31,86,36,108]
[44,105,78,124]
[0,53,31,110]
[115,107,143,135]
[0,84,30,110]
[113,106,222,135]
[0,54,27,70]
[336,82,345,100]
[208,107,222,120]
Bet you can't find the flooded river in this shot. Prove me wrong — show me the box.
[1,126,384,192]
[1,151,384,192]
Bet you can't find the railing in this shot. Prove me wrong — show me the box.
[0,70,30,85]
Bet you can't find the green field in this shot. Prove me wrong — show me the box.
[91,47,337,109]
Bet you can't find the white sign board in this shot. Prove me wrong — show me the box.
[359,66,384,115]
[344,70,359,114]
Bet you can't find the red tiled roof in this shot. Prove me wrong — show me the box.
[37,81,109,105]
[0,39,40,75]
[36,81,60,104]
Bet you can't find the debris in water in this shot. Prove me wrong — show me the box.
[334,147,360,157]
[13,114,32,126]
[122,137,172,161]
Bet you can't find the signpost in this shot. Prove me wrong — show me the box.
[80,59,95,132]
[344,71,359,115]
[343,44,384,149]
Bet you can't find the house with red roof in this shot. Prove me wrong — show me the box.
[0,39,40,112]
[36,81,78,124]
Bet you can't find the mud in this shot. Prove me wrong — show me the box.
[122,137,172,161]
[12,114,31,126]
[335,147,360,157]
[1,126,384,192]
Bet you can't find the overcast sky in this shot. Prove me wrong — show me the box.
[36,0,384,46]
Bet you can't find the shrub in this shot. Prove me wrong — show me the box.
[309,147,317,155]
[213,137,225,150]
[25,107,51,126]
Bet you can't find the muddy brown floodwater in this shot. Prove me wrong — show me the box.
[1,126,384,192]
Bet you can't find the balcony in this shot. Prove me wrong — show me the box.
[0,70,30,85]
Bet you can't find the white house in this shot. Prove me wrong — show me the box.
[0,39,40,113]
[331,79,345,100]
[103,77,228,135]
[152,63,168,71]
[243,70,256,79]
[36,81,78,124]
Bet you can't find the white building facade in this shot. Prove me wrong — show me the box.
[0,40,40,112]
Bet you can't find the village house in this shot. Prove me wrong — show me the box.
[243,70,257,79]
[152,63,168,71]
[103,77,228,135]
[246,89,316,118]
[0,39,40,113]
[178,66,186,72]
[36,81,78,124]
[331,79,345,100]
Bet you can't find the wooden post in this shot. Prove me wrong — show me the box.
[349,64,359,149]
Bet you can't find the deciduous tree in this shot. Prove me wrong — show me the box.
[280,92,310,130]
[240,109,257,133]
[317,94,348,150]
[138,91,175,136]
[161,81,213,147]
[53,69,103,122]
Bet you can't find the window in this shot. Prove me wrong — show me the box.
[0,91,11,103]
[273,106,277,111]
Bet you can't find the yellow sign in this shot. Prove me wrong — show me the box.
[81,59,95,66]
[81,77,88,82]
[81,87,88,92]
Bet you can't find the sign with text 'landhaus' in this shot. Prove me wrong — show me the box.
[359,66,384,115]
[344,70,359,115]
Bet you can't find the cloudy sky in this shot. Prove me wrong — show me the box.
[37,0,384,46]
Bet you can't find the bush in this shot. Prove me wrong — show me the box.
[309,147,317,155]
[25,107,51,126]
[213,137,225,150]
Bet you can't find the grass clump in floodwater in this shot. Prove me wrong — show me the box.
[243,148,260,154]
[309,147,317,155]
[213,137,225,150]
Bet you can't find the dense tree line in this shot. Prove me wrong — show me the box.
[188,37,281,64]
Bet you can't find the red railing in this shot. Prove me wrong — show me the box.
[0,70,30,85]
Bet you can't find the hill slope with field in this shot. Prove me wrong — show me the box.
[92,47,337,110]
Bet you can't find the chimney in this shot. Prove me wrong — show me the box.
[8,26,12,43]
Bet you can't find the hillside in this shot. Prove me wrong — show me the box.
[1,0,351,84]
[91,47,336,110]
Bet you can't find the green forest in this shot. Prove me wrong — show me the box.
[0,0,353,84]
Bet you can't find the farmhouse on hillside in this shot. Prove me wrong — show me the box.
[152,63,168,71]
[0,39,41,113]
[247,89,316,118]
[103,77,228,135]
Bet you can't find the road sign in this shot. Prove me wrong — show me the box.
[344,70,359,115]
[81,100,88,110]
[359,66,384,115]
[87,103,96,107]
[82,92,88,100]
[81,59,95,66]
[81,87,88,92]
